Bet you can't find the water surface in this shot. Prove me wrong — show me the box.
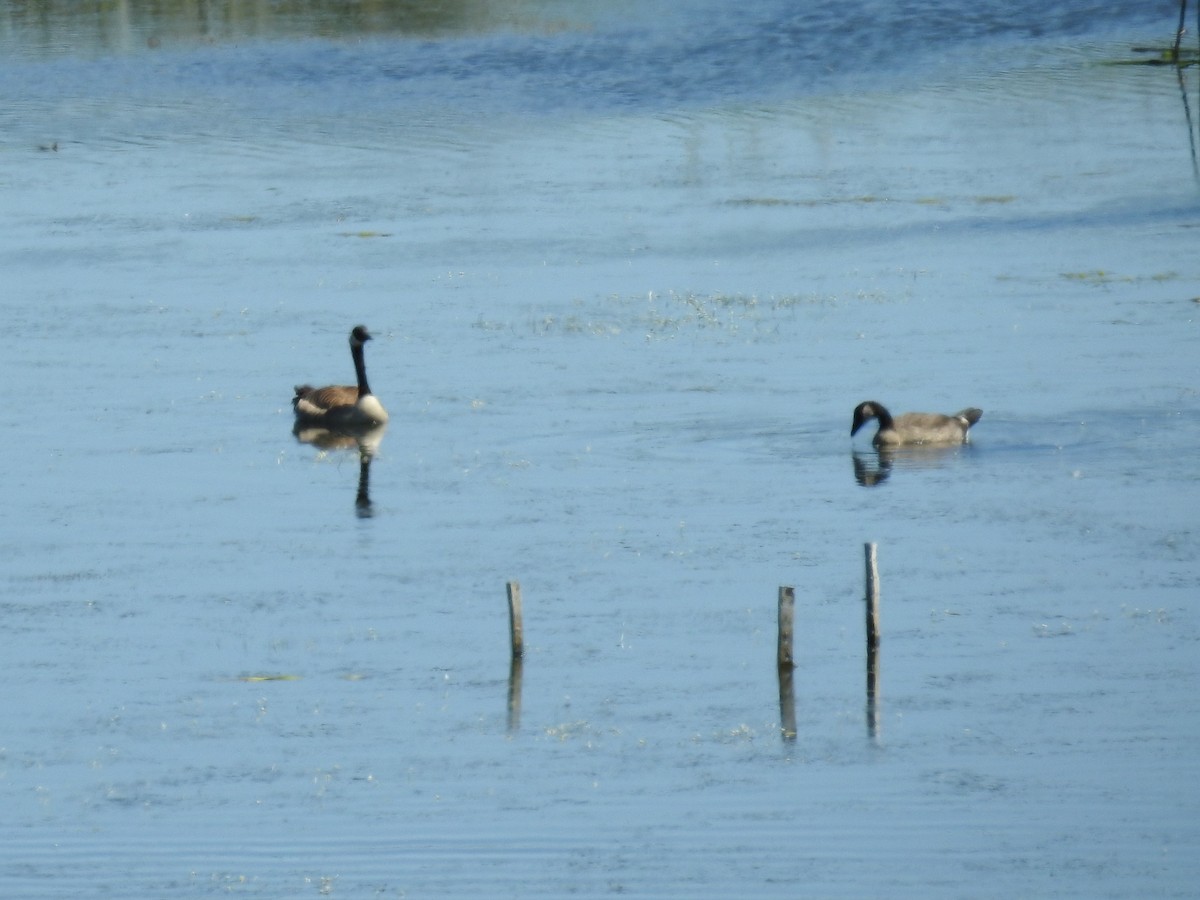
[2,0,1199,896]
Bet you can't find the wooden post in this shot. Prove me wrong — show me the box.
[864,543,880,652]
[506,580,524,660]
[864,543,881,741]
[777,585,795,670]
[777,585,797,740]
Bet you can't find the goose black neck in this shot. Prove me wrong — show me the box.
[352,341,372,398]
[872,404,895,429]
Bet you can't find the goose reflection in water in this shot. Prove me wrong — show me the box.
[293,421,386,517]
[852,443,974,487]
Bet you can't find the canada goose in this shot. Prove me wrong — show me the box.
[851,401,981,447]
[292,325,388,431]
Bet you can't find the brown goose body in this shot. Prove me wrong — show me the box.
[851,401,981,447]
[292,325,388,431]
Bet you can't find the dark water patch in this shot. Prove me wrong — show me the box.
[1,0,1170,64]
[1,0,1178,127]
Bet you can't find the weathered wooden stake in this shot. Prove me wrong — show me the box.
[864,543,880,652]
[864,543,881,741]
[777,585,795,670]
[506,580,524,660]
[776,585,797,740]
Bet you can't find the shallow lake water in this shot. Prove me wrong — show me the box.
[2,0,1199,896]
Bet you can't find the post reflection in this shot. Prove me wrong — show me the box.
[777,664,797,743]
[866,642,881,745]
[507,655,523,735]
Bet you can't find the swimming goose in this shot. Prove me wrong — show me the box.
[292,325,388,431]
[851,401,981,447]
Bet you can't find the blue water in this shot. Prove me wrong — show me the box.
[2,1,1199,896]
[0,0,1175,117]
